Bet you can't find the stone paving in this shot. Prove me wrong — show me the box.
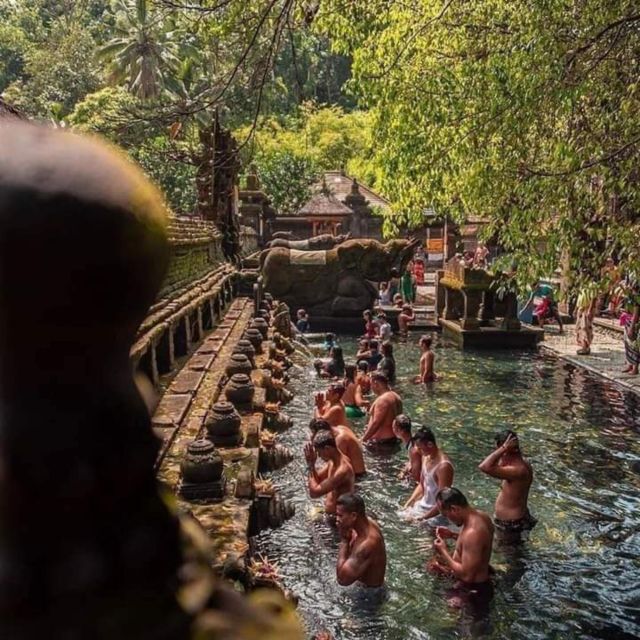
[539,322,640,395]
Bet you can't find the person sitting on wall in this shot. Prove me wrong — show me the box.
[335,493,387,588]
[304,431,355,516]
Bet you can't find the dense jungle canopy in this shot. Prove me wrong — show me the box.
[1,0,639,292]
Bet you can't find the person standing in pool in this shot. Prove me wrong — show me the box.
[377,341,396,384]
[431,488,494,612]
[362,372,402,446]
[414,335,436,384]
[336,493,386,588]
[478,430,536,533]
[309,418,366,477]
[356,360,371,395]
[367,339,383,370]
[314,383,349,428]
[392,414,422,483]
[398,304,416,337]
[401,427,454,524]
[342,364,368,419]
[305,431,355,515]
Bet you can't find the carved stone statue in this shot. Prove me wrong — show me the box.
[267,232,351,250]
[261,238,420,317]
[0,123,303,638]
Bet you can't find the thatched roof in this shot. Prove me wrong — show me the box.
[297,190,353,217]
[323,170,390,213]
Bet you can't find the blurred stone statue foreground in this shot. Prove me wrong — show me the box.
[0,123,302,640]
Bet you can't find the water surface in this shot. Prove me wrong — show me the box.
[256,336,640,639]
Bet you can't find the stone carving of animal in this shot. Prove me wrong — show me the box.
[260,238,420,317]
[267,232,351,251]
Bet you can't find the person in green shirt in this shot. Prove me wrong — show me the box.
[400,263,416,303]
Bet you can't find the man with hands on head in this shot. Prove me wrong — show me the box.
[478,430,536,533]
[304,430,355,516]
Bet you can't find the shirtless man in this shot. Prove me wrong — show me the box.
[398,304,416,337]
[413,335,436,384]
[362,372,402,446]
[335,493,386,587]
[431,488,494,609]
[392,414,422,483]
[309,418,366,476]
[314,383,349,428]
[402,427,453,524]
[478,430,536,533]
[305,431,355,515]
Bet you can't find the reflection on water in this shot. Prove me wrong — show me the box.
[255,335,640,640]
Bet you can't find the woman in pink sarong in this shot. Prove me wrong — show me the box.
[413,259,425,286]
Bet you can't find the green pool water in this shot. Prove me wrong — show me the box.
[256,335,640,639]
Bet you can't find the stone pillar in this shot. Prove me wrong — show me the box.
[435,270,446,319]
[443,287,463,320]
[478,290,496,325]
[460,289,482,330]
[501,291,521,331]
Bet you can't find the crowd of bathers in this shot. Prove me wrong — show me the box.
[301,315,537,634]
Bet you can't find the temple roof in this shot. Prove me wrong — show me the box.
[297,188,353,217]
[322,170,390,213]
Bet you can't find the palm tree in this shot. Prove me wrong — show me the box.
[99,0,180,100]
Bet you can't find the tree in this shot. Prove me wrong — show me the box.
[99,0,182,100]
[321,0,640,291]
[236,103,379,214]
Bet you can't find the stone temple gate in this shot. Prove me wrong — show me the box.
[436,257,543,348]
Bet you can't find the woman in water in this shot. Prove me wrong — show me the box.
[377,341,396,384]
[342,364,368,418]
[319,345,345,379]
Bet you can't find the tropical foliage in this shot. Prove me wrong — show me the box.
[320,0,640,289]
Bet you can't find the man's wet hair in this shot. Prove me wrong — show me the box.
[394,414,412,433]
[369,339,379,350]
[328,382,345,398]
[337,492,366,516]
[412,427,436,446]
[309,418,331,433]
[495,429,518,447]
[436,487,468,508]
[325,332,335,342]
[357,360,369,372]
[313,430,336,449]
[370,371,388,385]
[381,341,393,357]
[420,335,432,348]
